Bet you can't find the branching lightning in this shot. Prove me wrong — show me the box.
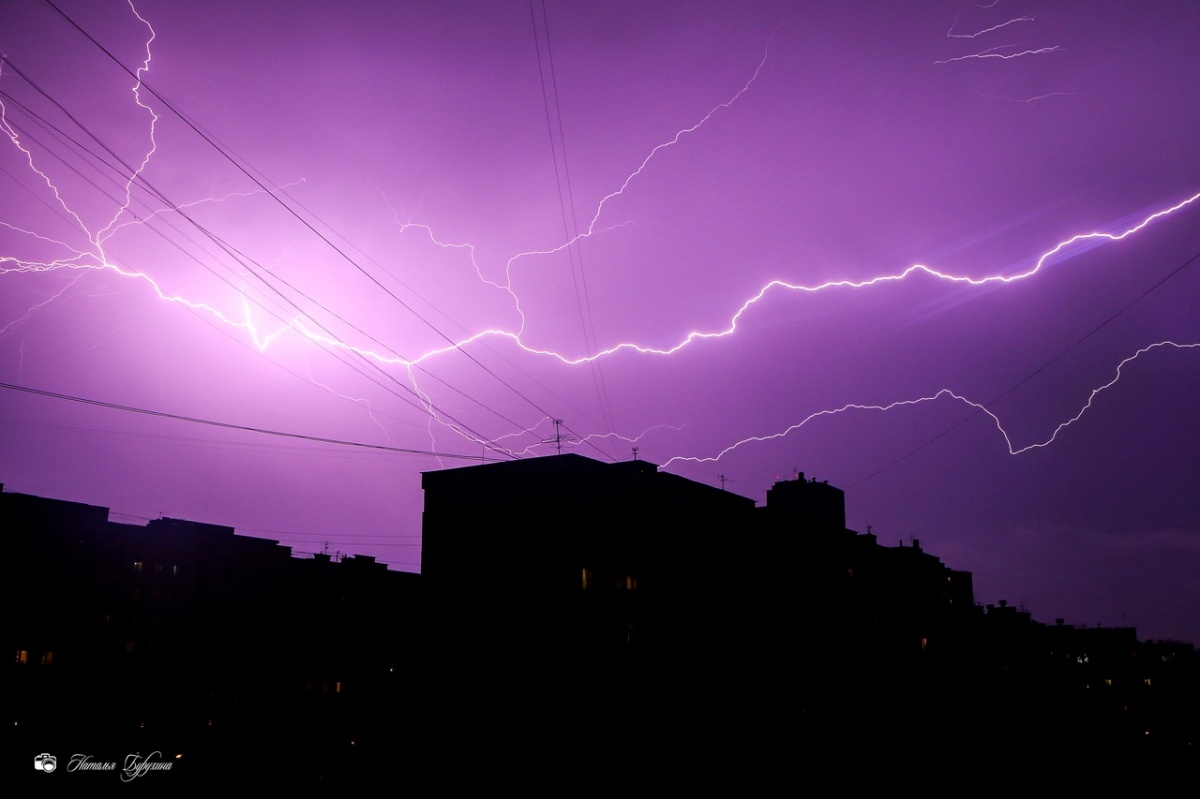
[500,419,685,457]
[2,2,1197,474]
[934,45,1061,65]
[946,15,1035,39]
[0,269,87,338]
[663,341,1200,468]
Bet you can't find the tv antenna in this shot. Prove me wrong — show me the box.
[542,419,574,454]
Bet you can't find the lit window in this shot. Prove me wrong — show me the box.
[1144,678,1152,687]
[40,651,54,666]
[581,568,592,590]
[1104,678,1113,686]
[133,561,144,572]
[15,650,28,665]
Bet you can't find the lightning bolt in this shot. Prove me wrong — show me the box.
[304,365,399,447]
[388,26,778,338]
[5,6,1192,376]
[976,91,1078,106]
[468,189,1200,366]
[3,4,1197,469]
[946,15,1036,39]
[501,421,685,457]
[96,0,157,241]
[662,341,1200,468]
[0,270,87,338]
[934,45,1062,65]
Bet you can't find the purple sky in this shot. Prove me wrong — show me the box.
[3,1,1200,643]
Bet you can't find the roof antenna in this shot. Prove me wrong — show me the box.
[541,419,572,454]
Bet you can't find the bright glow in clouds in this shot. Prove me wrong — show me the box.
[2,1,1199,644]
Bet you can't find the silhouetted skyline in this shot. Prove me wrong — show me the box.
[2,1,1199,646]
[10,462,1199,778]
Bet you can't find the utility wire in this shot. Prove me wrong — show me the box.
[528,0,619,459]
[2,50,523,454]
[850,245,1200,488]
[0,381,492,461]
[40,0,567,442]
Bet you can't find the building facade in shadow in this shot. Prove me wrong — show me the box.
[4,485,420,780]
[419,455,1199,759]
[8,455,1199,776]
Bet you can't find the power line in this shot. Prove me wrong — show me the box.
[850,245,1200,488]
[40,0,568,443]
[0,381,499,461]
[528,0,620,459]
[2,49,525,456]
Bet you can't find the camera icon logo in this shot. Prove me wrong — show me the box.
[34,753,57,773]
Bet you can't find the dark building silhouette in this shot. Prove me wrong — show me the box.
[8,458,1200,778]
[418,456,1200,761]
[4,485,420,781]
[421,453,755,659]
[421,457,975,667]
